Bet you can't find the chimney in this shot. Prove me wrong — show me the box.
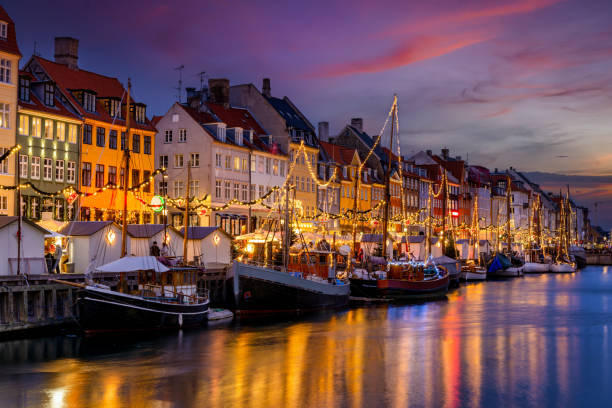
[441,148,449,159]
[54,37,79,69]
[208,78,230,108]
[350,118,363,132]
[185,87,199,108]
[426,149,432,156]
[318,121,329,141]
[262,78,271,98]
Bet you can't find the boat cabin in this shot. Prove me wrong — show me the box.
[137,267,200,299]
[288,250,339,280]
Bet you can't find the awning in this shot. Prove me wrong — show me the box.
[95,256,169,273]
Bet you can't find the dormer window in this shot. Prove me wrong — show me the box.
[19,77,30,102]
[107,98,120,118]
[134,104,146,124]
[0,22,6,40]
[44,83,54,106]
[82,91,96,112]
[235,128,243,146]
[217,124,226,142]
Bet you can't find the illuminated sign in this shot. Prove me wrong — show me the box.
[150,195,165,213]
[64,189,78,205]
[450,210,459,217]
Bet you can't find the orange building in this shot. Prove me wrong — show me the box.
[25,38,156,223]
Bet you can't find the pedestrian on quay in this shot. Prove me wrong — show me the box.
[150,241,161,256]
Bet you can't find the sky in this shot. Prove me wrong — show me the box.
[6,0,612,229]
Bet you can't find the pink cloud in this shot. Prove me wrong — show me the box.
[312,32,492,78]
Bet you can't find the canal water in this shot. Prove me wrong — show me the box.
[1,266,611,407]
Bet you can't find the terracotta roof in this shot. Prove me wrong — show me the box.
[319,141,356,166]
[19,83,81,121]
[151,115,163,127]
[31,56,155,131]
[0,6,21,56]
[57,221,113,236]
[206,103,267,135]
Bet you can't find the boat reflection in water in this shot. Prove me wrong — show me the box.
[1,267,611,407]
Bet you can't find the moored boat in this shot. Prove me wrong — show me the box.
[461,264,487,281]
[524,262,551,273]
[550,262,576,273]
[375,261,449,300]
[231,262,350,316]
[67,256,209,333]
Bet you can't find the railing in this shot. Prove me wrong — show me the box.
[140,283,208,304]
[8,258,47,275]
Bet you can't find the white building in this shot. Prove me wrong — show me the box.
[179,226,232,266]
[126,224,182,257]
[0,216,47,275]
[57,221,123,274]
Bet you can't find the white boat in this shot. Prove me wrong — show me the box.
[550,262,576,273]
[524,262,551,273]
[496,266,524,277]
[460,266,487,281]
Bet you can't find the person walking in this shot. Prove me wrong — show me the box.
[150,241,161,256]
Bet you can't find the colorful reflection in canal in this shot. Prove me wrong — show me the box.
[1,266,612,407]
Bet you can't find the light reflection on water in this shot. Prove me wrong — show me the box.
[0,267,612,407]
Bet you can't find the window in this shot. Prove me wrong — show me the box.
[144,136,151,154]
[189,180,199,197]
[95,164,104,188]
[273,159,279,176]
[174,181,184,197]
[132,134,140,153]
[131,169,140,188]
[96,127,105,147]
[44,83,54,106]
[217,125,226,142]
[190,153,199,167]
[0,23,6,40]
[215,180,222,198]
[0,59,10,83]
[164,130,173,143]
[250,184,255,201]
[179,128,187,142]
[68,124,78,143]
[265,158,271,174]
[235,128,243,145]
[120,168,125,187]
[0,195,6,214]
[0,103,9,129]
[109,130,117,149]
[108,166,117,185]
[233,183,240,199]
[158,180,167,195]
[83,124,92,144]
[234,156,241,171]
[18,115,28,136]
[172,114,179,122]
[121,132,127,150]
[43,158,52,181]
[143,170,151,193]
[134,105,146,124]
[0,148,7,173]
[224,181,231,199]
[108,99,120,118]
[242,158,248,172]
[174,154,183,168]
[242,184,248,201]
[311,179,315,193]
[19,155,27,178]
[225,156,231,169]
[159,155,168,169]
[83,92,96,112]
[19,77,29,101]
[67,161,75,183]
[43,119,54,139]
[55,160,64,182]
[216,154,222,167]
[259,185,264,197]
[81,162,91,186]
[56,122,65,142]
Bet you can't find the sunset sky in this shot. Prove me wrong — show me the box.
[7,0,612,229]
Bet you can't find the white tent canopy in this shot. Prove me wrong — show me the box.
[95,256,169,273]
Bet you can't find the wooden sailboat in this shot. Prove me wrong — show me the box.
[461,193,487,281]
[524,194,551,273]
[550,192,576,273]
[349,95,449,300]
[74,80,209,333]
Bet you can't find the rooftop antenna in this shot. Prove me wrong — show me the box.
[196,71,207,92]
[174,64,185,103]
[195,71,207,112]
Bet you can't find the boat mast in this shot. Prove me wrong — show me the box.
[382,95,396,260]
[351,158,360,261]
[441,170,447,255]
[182,160,191,263]
[17,158,22,274]
[120,79,131,258]
[506,173,512,253]
[426,185,432,258]
[283,183,290,271]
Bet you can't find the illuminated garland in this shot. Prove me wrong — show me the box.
[0,144,20,164]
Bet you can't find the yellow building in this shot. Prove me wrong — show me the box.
[26,40,156,223]
[0,7,21,216]
[289,141,319,220]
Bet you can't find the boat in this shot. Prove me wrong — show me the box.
[550,262,576,273]
[375,260,449,300]
[433,255,461,285]
[231,262,350,316]
[569,245,587,269]
[487,252,524,278]
[64,256,209,333]
[461,263,487,281]
[523,262,551,273]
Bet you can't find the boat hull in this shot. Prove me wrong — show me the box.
[77,287,209,333]
[349,278,380,298]
[524,262,550,273]
[488,266,523,278]
[461,269,487,281]
[232,263,350,316]
[376,274,450,300]
[550,263,576,273]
